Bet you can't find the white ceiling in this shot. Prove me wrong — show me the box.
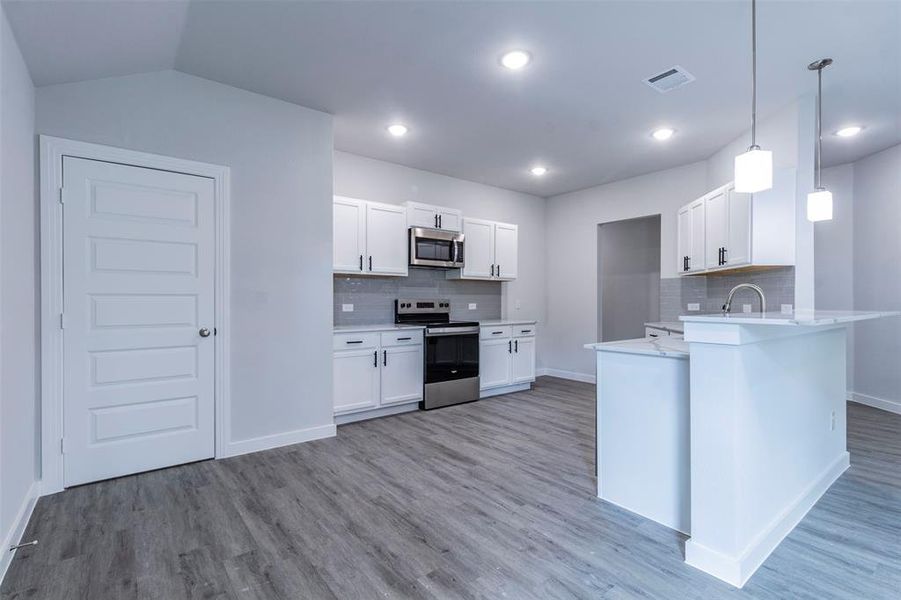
[5,0,900,196]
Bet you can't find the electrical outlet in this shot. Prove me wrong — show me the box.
[468,303,477,310]
[830,410,836,431]
[341,304,354,313]
[781,304,793,315]
[687,303,700,311]
[742,304,752,313]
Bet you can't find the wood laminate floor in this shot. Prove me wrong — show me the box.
[3,376,901,599]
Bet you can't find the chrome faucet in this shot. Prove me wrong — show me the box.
[722,283,767,314]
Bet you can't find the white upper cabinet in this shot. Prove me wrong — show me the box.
[676,168,796,275]
[405,201,462,232]
[333,197,366,273]
[452,217,518,281]
[494,222,518,281]
[333,196,407,277]
[366,202,407,276]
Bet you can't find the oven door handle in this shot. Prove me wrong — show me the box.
[426,328,480,337]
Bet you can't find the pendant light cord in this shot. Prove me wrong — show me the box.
[816,67,822,189]
[751,0,757,149]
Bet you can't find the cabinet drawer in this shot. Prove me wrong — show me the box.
[480,325,512,340]
[513,325,536,337]
[380,330,423,347]
[333,332,379,350]
[645,327,667,339]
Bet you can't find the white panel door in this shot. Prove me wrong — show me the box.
[512,337,536,384]
[381,345,424,406]
[726,186,752,267]
[480,338,512,390]
[494,223,518,280]
[704,189,728,269]
[677,206,691,274]
[62,157,215,487]
[333,348,380,414]
[333,196,366,273]
[688,199,706,273]
[365,202,408,276]
[462,218,494,279]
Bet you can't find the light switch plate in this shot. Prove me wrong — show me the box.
[341,304,354,312]
[515,300,522,310]
[742,304,752,313]
[781,304,793,314]
[468,303,477,310]
[687,303,700,311]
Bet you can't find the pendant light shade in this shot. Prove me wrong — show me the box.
[807,189,833,222]
[734,0,773,193]
[807,58,834,222]
[735,147,773,193]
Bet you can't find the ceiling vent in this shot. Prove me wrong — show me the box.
[643,66,696,93]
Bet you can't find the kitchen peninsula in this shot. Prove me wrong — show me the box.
[586,310,899,588]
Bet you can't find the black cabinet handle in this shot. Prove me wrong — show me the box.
[438,214,442,228]
[490,264,495,276]
[346,340,363,344]
[521,329,531,334]
[434,214,438,228]
[722,247,728,264]
[368,256,372,271]
[508,340,512,353]
[373,350,378,367]
[514,340,519,353]
[497,265,501,278]
[492,331,503,335]
[383,350,387,366]
[359,255,363,271]
[397,337,412,341]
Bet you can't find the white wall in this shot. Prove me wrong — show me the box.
[0,7,38,577]
[333,151,548,366]
[544,162,708,378]
[815,163,855,387]
[36,70,336,450]
[850,143,901,411]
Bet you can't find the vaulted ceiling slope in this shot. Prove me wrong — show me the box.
[5,0,900,196]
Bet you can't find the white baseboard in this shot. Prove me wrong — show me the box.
[223,423,336,458]
[480,382,531,398]
[685,451,849,588]
[537,368,596,384]
[848,391,901,416]
[1,481,40,585]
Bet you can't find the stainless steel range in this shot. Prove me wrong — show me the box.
[395,299,479,410]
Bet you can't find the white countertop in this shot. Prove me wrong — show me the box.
[334,324,425,333]
[584,336,689,358]
[679,309,900,326]
[644,321,684,333]
[479,319,538,327]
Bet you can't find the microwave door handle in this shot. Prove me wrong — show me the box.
[451,240,458,264]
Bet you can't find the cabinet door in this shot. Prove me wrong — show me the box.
[381,345,423,406]
[407,204,439,229]
[677,206,691,274]
[511,337,536,384]
[333,348,380,414]
[461,218,495,279]
[365,202,408,276]
[704,189,727,269]
[688,199,706,272]
[725,185,752,267]
[480,338,512,390]
[333,196,366,273]
[437,209,462,232]
[494,222,518,280]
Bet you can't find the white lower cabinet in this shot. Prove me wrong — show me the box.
[333,329,423,419]
[479,325,536,392]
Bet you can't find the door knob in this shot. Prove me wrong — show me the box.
[199,327,211,338]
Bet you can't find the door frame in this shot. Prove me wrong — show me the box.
[39,136,231,495]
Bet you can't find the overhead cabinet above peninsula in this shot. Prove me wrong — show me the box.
[676,168,796,275]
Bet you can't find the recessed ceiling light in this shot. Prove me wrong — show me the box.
[501,50,531,70]
[835,125,862,138]
[530,166,548,176]
[387,124,408,137]
[651,127,675,141]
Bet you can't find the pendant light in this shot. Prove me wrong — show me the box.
[807,58,834,222]
[734,0,773,193]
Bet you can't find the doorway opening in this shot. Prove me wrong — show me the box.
[597,215,661,342]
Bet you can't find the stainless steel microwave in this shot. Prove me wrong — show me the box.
[409,227,465,268]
